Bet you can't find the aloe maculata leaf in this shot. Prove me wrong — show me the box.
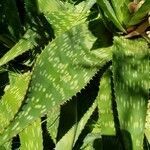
[44,11,88,37]
[0,29,37,67]
[0,72,31,133]
[145,100,150,143]
[97,69,115,135]
[127,0,150,26]
[19,119,43,150]
[38,0,66,13]
[0,23,112,145]
[42,1,94,37]
[2,0,22,40]
[55,100,97,150]
[97,0,126,33]
[80,69,116,149]
[112,37,149,150]
[47,106,60,143]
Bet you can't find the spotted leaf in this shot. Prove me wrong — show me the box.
[113,37,149,150]
[97,69,115,135]
[0,29,37,67]
[19,119,43,150]
[0,22,112,145]
[145,100,150,143]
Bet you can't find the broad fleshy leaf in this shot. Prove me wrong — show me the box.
[0,72,31,133]
[0,23,112,145]
[113,37,149,150]
[97,69,115,135]
[97,0,126,32]
[19,119,43,150]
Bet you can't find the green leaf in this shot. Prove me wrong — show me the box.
[0,23,112,145]
[19,119,43,150]
[47,106,60,143]
[111,0,131,25]
[55,100,97,150]
[0,72,31,133]
[97,0,126,32]
[145,100,150,143]
[112,37,149,150]
[97,69,115,135]
[43,1,94,37]
[81,133,102,150]
[0,141,12,150]
[127,0,150,26]
[0,29,37,67]
[38,0,66,13]
[44,11,88,37]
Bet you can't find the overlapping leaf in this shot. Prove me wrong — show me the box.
[55,100,97,150]
[0,72,31,133]
[0,22,112,145]
[0,30,37,67]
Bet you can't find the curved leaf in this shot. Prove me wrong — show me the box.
[0,23,112,145]
[55,100,97,150]
[0,30,37,67]
[97,0,126,32]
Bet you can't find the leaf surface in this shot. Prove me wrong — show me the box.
[0,72,31,133]
[113,37,149,150]
[0,23,112,145]
[19,119,43,150]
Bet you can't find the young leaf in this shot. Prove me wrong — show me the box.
[97,0,126,32]
[111,0,131,25]
[127,0,150,26]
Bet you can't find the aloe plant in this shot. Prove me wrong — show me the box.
[0,0,149,149]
